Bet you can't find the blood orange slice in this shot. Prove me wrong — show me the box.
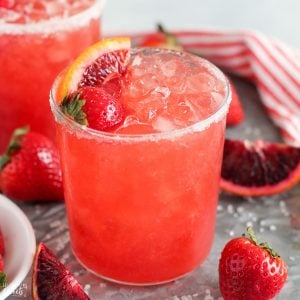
[221,139,300,196]
[58,37,131,100]
[32,243,90,300]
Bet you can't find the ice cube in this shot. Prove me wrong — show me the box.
[114,115,155,134]
[184,73,216,95]
[161,60,178,77]
[127,93,166,123]
[43,1,66,18]
[153,86,170,100]
[0,8,23,23]
[167,97,202,127]
[126,79,147,99]
[131,54,142,67]
[152,116,177,132]
[210,91,224,111]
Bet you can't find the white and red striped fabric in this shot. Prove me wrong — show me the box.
[129,30,300,146]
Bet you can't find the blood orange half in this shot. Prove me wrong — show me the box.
[221,139,300,196]
[32,243,90,300]
[58,37,131,101]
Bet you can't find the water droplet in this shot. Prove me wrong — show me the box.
[260,220,267,226]
[229,230,235,236]
[289,256,295,261]
[227,204,234,214]
[237,206,245,214]
[217,205,223,212]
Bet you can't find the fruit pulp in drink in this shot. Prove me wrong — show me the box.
[0,0,103,151]
[53,48,230,284]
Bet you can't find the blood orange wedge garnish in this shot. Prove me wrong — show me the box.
[58,37,131,100]
[32,243,90,300]
[221,139,300,196]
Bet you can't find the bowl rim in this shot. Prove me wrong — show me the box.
[0,195,36,299]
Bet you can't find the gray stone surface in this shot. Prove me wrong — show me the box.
[7,73,300,299]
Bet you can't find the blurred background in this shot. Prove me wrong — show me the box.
[103,0,300,48]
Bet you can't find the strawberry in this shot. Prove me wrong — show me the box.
[140,24,182,50]
[227,80,245,126]
[219,227,288,300]
[0,127,63,202]
[0,227,4,257]
[61,86,125,131]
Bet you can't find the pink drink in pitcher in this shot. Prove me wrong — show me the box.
[0,0,104,151]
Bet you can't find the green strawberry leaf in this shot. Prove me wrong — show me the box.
[60,92,88,126]
[0,272,7,290]
[0,126,29,170]
[157,23,182,48]
[244,227,279,258]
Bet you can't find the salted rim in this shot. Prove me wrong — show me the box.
[0,0,105,35]
[50,49,231,142]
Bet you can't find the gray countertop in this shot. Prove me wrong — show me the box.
[7,74,300,299]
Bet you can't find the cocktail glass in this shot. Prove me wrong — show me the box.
[0,0,105,151]
[50,47,231,285]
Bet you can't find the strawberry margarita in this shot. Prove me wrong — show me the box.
[51,46,231,284]
[0,0,104,151]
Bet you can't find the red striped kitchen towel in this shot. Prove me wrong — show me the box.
[130,30,300,146]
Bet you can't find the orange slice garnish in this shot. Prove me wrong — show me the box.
[58,37,131,101]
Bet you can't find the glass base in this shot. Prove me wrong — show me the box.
[73,250,200,286]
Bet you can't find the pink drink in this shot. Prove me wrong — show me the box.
[51,48,231,284]
[0,0,104,151]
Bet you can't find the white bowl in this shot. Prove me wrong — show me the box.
[0,195,36,299]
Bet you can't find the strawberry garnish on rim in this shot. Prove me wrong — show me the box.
[57,38,131,131]
[60,87,125,131]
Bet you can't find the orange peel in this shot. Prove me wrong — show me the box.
[58,37,131,101]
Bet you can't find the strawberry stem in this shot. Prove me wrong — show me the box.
[243,227,280,258]
[246,226,258,244]
[156,23,181,48]
[0,126,29,170]
[0,272,7,290]
[60,92,87,126]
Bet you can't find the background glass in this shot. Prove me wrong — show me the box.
[0,0,105,151]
